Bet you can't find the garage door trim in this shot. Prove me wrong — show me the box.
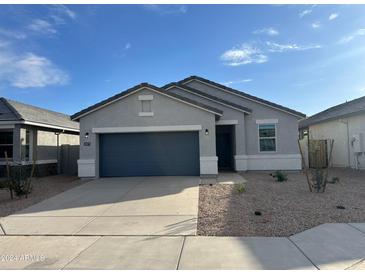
[93,125,202,134]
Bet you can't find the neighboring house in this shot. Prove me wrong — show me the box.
[71,76,305,178]
[0,98,79,176]
[299,95,365,169]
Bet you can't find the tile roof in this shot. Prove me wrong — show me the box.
[71,83,224,120]
[178,75,306,118]
[299,95,365,128]
[0,97,79,130]
[163,82,252,114]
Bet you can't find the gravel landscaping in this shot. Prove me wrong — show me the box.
[0,175,87,217]
[198,168,365,237]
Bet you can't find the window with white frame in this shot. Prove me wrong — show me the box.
[138,95,154,116]
[258,124,276,152]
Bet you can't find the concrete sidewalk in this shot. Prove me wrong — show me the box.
[0,223,364,270]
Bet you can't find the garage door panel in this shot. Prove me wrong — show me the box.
[99,132,199,177]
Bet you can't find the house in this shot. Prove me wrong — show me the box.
[299,95,365,169]
[71,76,306,178]
[0,97,79,176]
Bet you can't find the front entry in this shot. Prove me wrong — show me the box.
[216,125,235,170]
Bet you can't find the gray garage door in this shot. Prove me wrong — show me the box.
[99,131,200,177]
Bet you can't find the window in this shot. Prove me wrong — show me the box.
[259,124,276,152]
[141,100,152,113]
[0,131,13,159]
[138,94,154,116]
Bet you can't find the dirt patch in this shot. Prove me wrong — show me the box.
[198,168,365,237]
[0,175,87,217]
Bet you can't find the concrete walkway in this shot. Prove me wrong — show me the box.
[0,223,364,269]
[0,176,199,236]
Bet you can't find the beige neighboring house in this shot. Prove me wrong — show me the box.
[299,95,365,169]
[0,97,79,176]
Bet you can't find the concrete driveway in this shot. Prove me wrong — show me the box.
[0,176,199,236]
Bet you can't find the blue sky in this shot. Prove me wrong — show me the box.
[0,4,364,116]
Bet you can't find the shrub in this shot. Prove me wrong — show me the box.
[271,170,288,182]
[236,182,246,193]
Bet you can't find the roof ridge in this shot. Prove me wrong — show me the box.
[163,82,252,113]
[71,82,223,120]
[4,97,71,118]
[304,95,365,121]
[177,75,306,118]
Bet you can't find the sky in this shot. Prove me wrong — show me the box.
[0,4,364,116]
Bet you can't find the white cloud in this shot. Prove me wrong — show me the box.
[311,22,321,29]
[266,41,322,52]
[220,44,268,66]
[0,45,69,88]
[222,79,253,86]
[337,29,365,44]
[125,43,131,50]
[28,19,57,35]
[52,5,76,20]
[0,28,26,40]
[299,9,312,18]
[253,27,279,36]
[329,13,339,21]
[143,5,187,15]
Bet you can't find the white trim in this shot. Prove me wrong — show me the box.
[200,156,218,175]
[23,121,79,133]
[216,120,238,125]
[77,159,95,164]
[234,154,301,171]
[256,119,278,124]
[138,112,154,117]
[72,86,222,120]
[165,85,250,114]
[78,159,96,177]
[138,95,154,101]
[234,155,248,171]
[258,123,277,153]
[92,125,202,134]
[0,120,79,132]
[182,78,304,118]
[0,159,58,166]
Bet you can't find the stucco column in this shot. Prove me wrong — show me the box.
[234,116,248,171]
[12,125,22,163]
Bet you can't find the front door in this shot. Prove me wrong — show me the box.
[216,125,234,170]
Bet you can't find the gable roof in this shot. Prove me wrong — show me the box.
[0,97,79,131]
[163,82,252,114]
[299,95,365,129]
[71,83,223,121]
[178,75,306,118]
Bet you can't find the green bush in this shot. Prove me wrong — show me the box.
[236,182,246,193]
[271,170,288,182]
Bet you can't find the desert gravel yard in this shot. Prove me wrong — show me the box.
[198,168,365,237]
[0,175,87,217]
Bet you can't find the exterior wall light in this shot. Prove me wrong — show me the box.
[205,129,209,135]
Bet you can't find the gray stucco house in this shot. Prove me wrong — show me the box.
[71,76,306,178]
[0,97,79,176]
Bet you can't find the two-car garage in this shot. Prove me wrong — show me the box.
[99,131,200,177]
